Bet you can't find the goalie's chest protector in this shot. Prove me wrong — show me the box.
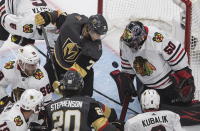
[122,29,173,89]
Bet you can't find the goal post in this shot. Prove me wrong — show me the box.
[98,0,200,99]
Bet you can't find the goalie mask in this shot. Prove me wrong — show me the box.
[141,89,160,111]
[19,89,43,113]
[121,21,147,51]
[17,45,40,76]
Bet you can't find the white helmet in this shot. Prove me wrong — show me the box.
[140,89,160,111]
[17,45,40,76]
[17,45,40,65]
[19,89,43,113]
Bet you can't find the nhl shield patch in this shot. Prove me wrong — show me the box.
[152,32,164,42]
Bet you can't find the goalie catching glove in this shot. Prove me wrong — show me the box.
[110,70,137,104]
[170,67,195,103]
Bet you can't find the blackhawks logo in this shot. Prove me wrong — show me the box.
[152,32,164,42]
[133,56,156,76]
[4,61,15,69]
[33,69,44,80]
[23,24,33,33]
[14,116,23,126]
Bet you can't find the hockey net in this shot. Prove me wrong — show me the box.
[98,0,200,100]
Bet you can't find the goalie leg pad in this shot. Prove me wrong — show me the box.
[161,102,200,126]
[170,67,195,103]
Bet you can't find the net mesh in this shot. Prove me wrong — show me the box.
[102,0,200,99]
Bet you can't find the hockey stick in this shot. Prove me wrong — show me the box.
[32,45,47,58]
[94,89,138,114]
[41,26,58,81]
[29,125,47,130]
[120,95,132,121]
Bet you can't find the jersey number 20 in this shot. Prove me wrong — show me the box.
[52,110,81,131]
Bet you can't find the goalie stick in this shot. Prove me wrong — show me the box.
[110,61,138,121]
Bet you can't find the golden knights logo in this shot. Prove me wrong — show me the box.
[133,56,156,76]
[4,61,15,69]
[14,116,23,126]
[23,24,33,33]
[62,38,81,63]
[33,69,44,80]
[152,32,164,42]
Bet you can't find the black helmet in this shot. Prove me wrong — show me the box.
[121,21,147,51]
[88,14,108,35]
[60,70,84,91]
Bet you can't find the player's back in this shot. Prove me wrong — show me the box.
[125,110,183,131]
[45,96,97,131]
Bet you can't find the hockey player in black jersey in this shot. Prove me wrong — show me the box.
[44,70,120,131]
[35,10,108,97]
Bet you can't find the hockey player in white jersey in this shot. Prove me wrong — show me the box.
[112,20,195,104]
[124,89,183,131]
[110,21,200,126]
[0,0,57,47]
[0,89,44,131]
[0,45,53,111]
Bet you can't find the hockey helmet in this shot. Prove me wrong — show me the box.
[140,89,160,111]
[87,14,108,35]
[60,70,84,92]
[121,21,147,51]
[17,45,40,76]
[19,89,43,113]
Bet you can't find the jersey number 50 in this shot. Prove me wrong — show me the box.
[52,110,81,131]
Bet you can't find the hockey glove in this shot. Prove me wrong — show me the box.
[52,81,64,96]
[11,35,35,46]
[0,96,14,113]
[111,120,125,131]
[170,67,195,103]
[110,70,136,104]
[35,10,63,26]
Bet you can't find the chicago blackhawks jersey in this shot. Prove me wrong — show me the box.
[124,110,183,131]
[0,60,52,105]
[0,0,56,40]
[120,26,189,89]
[0,102,28,131]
